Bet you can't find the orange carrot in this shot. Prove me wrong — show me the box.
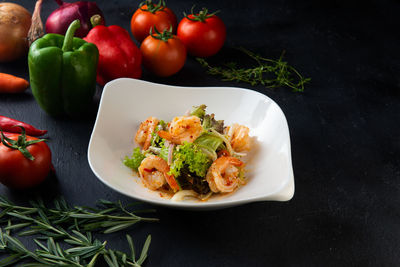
[0,73,29,93]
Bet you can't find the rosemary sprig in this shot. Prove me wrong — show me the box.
[0,196,157,266]
[0,196,158,234]
[196,47,311,92]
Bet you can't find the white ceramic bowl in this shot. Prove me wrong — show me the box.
[88,78,294,210]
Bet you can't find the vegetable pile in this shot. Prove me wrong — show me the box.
[124,105,250,200]
[1,0,309,105]
[0,0,311,264]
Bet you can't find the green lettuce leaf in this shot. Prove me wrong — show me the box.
[190,105,207,119]
[123,147,145,171]
[194,132,223,152]
[202,114,224,133]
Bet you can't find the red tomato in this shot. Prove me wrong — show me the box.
[130,1,177,42]
[177,8,226,57]
[0,132,52,189]
[140,29,186,77]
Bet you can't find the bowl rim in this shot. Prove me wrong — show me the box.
[87,78,295,209]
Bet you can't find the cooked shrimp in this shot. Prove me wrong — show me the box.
[206,156,244,193]
[225,123,251,152]
[135,117,159,150]
[138,155,180,191]
[158,116,202,145]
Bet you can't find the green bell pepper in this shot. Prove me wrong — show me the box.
[28,20,99,116]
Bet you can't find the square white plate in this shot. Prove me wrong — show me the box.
[88,78,294,210]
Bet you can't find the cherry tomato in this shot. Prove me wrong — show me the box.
[177,7,226,57]
[140,28,186,77]
[130,0,177,43]
[0,131,52,189]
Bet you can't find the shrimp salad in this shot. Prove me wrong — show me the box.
[123,105,251,201]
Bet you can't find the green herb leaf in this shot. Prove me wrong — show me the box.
[190,104,207,119]
[0,196,157,266]
[197,47,311,92]
[126,234,136,261]
[124,147,146,171]
[137,235,151,265]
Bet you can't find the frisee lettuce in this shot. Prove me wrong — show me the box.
[169,142,211,178]
[123,147,145,171]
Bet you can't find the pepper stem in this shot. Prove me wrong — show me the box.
[62,20,81,52]
[90,15,102,28]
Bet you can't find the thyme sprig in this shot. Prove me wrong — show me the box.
[197,48,311,92]
[0,196,157,266]
[139,0,166,13]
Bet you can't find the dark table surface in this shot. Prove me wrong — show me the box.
[1,0,399,266]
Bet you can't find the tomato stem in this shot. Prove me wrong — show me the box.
[150,25,174,42]
[139,0,166,14]
[0,126,46,161]
[183,6,220,23]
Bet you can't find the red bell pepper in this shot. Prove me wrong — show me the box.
[84,19,142,86]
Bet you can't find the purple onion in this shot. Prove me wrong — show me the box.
[45,0,105,38]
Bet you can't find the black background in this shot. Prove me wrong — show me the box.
[1,0,399,266]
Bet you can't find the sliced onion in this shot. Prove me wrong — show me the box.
[200,147,217,161]
[233,151,247,157]
[148,146,161,154]
[171,190,199,202]
[200,192,213,201]
[210,128,234,156]
[167,143,175,165]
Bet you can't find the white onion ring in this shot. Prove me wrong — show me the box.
[168,143,175,165]
[171,190,199,201]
